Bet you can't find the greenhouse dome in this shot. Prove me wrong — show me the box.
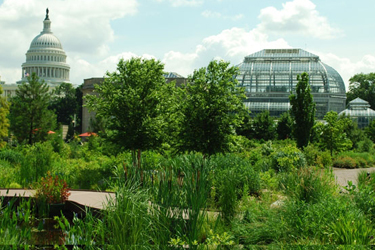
[235,49,346,118]
[339,98,375,128]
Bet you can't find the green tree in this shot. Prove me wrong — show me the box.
[347,73,375,109]
[277,112,293,140]
[85,57,175,166]
[0,85,10,148]
[289,72,316,148]
[49,82,78,125]
[9,73,56,145]
[319,111,352,156]
[365,119,375,143]
[252,111,276,141]
[178,60,246,156]
[339,114,364,149]
[235,111,251,137]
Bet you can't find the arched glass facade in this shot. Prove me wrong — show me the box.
[236,49,346,118]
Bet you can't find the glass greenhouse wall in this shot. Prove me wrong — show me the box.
[236,49,346,118]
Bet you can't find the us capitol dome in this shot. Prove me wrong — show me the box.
[19,9,70,85]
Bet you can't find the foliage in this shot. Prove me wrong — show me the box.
[9,73,56,144]
[0,197,32,245]
[178,60,246,156]
[357,138,374,153]
[276,112,293,140]
[85,57,174,167]
[318,111,352,156]
[49,82,78,125]
[333,151,375,168]
[19,142,56,186]
[0,85,10,148]
[252,111,276,141]
[289,72,316,148]
[303,143,332,168]
[0,148,24,165]
[365,119,375,143]
[347,72,375,110]
[332,156,357,168]
[104,182,166,247]
[270,144,306,172]
[354,171,375,221]
[339,113,365,149]
[33,171,71,204]
[279,167,336,203]
[281,196,374,245]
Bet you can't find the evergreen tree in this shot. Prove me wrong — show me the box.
[9,73,56,144]
[289,72,316,148]
[0,85,10,148]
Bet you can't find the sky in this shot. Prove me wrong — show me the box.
[0,0,374,91]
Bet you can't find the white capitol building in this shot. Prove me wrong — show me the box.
[1,9,70,98]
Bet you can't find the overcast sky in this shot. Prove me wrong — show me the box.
[0,0,374,90]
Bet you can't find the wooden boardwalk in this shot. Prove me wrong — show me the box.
[0,189,115,210]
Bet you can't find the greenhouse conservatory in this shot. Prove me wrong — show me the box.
[235,49,346,118]
[339,98,375,128]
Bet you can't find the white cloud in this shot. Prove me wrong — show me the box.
[201,10,222,18]
[156,0,203,7]
[68,52,158,84]
[201,10,244,21]
[162,27,290,77]
[257,0,342,39]
[319,53,375,91]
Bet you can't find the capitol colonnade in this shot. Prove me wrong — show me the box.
[18,8,70,85]
[22,67,69,80]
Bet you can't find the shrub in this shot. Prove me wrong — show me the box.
[0,149,24,165]
[354,171,375,221]
[271,144,306,172]
[280,196,374,244]
[332,156,357,168]
[357,138,374,153]
[279,167,337,203]
[333,151,375,168]
[303,144,332,168]
[19,142,56,185]
[316,151,332,168]
[33,171,71,204]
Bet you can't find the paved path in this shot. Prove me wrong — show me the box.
[0,189,115,210]
[333,167,375,187]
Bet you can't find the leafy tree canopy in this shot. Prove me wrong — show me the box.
[347,73,375,109]
[85,57,177,160]
[9,73,56,144]
[178,60,246,156]
[0,85,10,148]
[252,111,276,141]
[277,112,293,140]
[289,72,316,148]
[318,111,352,156]
[49,82,79,125]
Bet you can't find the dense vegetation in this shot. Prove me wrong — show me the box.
[2,59,375,247]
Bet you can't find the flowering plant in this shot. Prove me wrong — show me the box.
[34,172,71,204]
